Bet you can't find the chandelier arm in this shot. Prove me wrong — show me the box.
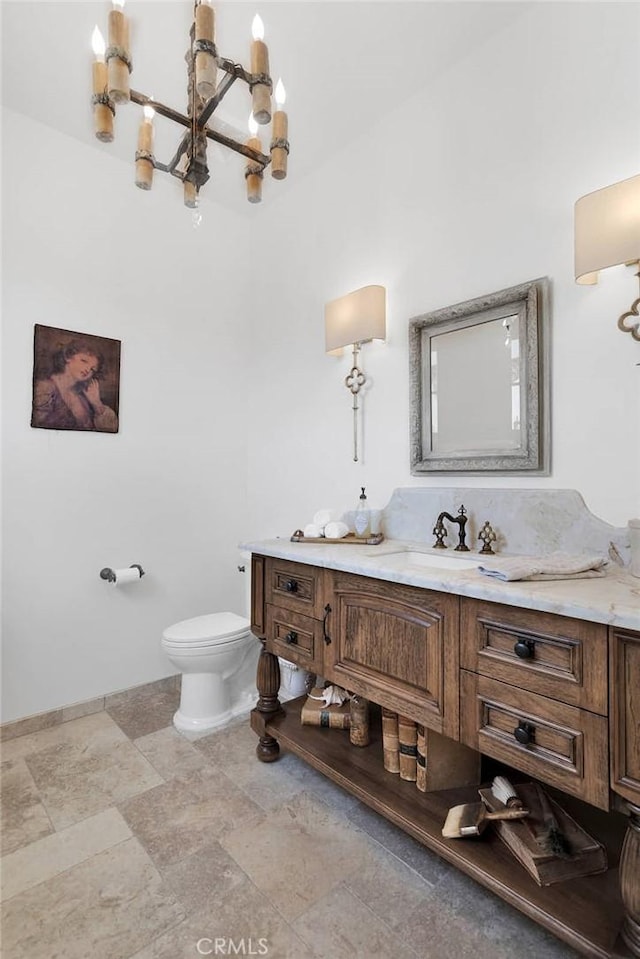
[130,89,268,166]
[203,127,270,166]
[165,131,192,175]
[130,90,190,130]
[216,57,255,87]
[197,74,237,127]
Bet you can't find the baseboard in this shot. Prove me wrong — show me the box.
[0,674,180,742]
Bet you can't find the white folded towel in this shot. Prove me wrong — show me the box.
[324,521,349,540]
[478,551,608,582]
[313,508,337,530]
[303,523,322,539]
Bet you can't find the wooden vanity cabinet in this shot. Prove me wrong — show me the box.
[250,554,640,958]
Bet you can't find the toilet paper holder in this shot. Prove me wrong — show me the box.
[100,564,145,583]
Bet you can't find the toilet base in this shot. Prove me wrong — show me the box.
[173,687,258,734]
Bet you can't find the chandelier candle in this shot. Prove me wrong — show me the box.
[195,0,216,101]
[135,107,154,190]
[270,79,288,180]
[107,0,130,104]
[183,181,198,209]
[250,15,271,125]
[246,136,264,203]
[91,27,113,142]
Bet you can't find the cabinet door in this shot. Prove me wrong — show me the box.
[610,627,640,806]
[326,571,459,739]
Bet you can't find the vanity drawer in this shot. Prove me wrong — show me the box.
[460,671,609,809]
[460,598,608,714]
[266,604,324,673]
[265,558,326,618]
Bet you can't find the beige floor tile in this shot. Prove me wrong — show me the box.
[160,841,247,914]
[120,765,262,868]
[1,837,186,959]
[106,684,180,739]
[293,884,420,959]
[1,807,132,902]
[23,714,164,830]
[426,869,580,959]
[0,710,127,762]
[344,843,434,932]
[130,876,317,959]
[0,758,53,855]
[134,726,207,780]
[194,720,306,810]
[393,892,514,959]
[219,791,376,922]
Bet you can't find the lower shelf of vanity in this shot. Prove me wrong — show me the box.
[261,696,629,959]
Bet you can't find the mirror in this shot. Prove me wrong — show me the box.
[409,277,549,474]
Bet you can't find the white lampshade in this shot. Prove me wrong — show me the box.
[325,285,386,355]
[575,174,640,285]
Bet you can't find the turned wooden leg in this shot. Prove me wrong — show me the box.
[250,642,282,763]
[621,802,640,956]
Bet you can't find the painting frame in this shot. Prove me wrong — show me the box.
[31,325,121,433]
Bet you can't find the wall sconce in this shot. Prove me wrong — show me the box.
[575,173,640,340]
[325,285,386,462]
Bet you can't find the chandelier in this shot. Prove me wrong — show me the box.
[91,1,289,208]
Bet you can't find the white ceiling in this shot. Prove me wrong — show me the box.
[1,1,532,213]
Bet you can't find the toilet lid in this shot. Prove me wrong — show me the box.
[162,611,250,647]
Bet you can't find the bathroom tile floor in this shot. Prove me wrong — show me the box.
[1,688,581,959]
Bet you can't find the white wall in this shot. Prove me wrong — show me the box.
[1,111,251,721]
[246,2,640,538]
[3,2,639,724]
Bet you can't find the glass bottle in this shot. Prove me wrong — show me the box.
[354,487,370,538]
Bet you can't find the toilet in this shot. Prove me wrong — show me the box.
[161,611,259,732]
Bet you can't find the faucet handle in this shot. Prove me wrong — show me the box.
[433,519,448,549]
[478,521,497,555]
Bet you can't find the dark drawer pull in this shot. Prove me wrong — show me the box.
[284,579,298,593]
[513,721,535,746]
[514,639,535,660]
[323,603,332,645]
[284,631,298,645]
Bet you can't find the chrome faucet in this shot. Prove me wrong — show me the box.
[433,505,469,552]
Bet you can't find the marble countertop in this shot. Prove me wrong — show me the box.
[241,537,640,631]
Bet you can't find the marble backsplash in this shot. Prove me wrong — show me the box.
[379,488,631,566]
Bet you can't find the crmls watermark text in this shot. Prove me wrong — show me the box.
[196,938,269,956]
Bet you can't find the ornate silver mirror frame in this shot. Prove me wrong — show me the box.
[409,277,550,474]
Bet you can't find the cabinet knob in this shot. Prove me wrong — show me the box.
[514,639,535,660]
[284,579,298,593]
[513,721,535,746]
[284,631,298,645]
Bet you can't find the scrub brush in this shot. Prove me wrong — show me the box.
[491,775,525,810]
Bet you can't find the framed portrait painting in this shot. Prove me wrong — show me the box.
[31,325,121,433]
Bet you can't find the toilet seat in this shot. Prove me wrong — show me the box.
[162,612,250,649]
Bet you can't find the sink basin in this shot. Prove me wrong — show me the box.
[376,550,480,572]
